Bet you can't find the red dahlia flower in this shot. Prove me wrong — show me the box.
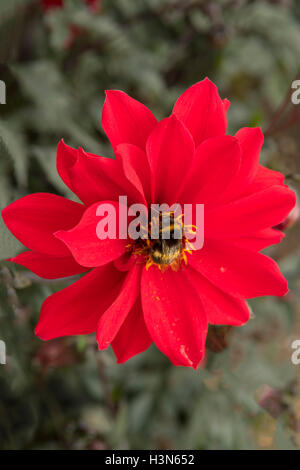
[2,78,296,368]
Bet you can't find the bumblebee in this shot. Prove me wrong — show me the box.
[132,211,190,271]
[149,212,182,267]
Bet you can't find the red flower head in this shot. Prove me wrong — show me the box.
[2,79,296,368]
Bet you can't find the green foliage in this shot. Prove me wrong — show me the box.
[0,0,300,450]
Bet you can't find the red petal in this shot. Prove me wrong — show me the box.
[177,135,241,204]
[102,90,157,150]
[232,228,284,251]
[141,267,208,368]
[146,115,195,205]
[112,299,152,363]
[57,140,130,205]
[116,143,150,205]
[223,98,231,112]
[8,251,88,279]
[222,127,264,202]
[189,239,288,298]
[2,193,84,257]
[172,78,226,147]
[35,264,125,340]
[206,185,296,239]
[56,140,78,192]
[243,165,285,196]
[55,201,128,267]
[187,267,250,326]
[114,252,136,272]
[67,149,128,205]
[97,262,142,349]
[236,127,263,181]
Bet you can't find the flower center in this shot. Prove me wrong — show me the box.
[129,211,195,272]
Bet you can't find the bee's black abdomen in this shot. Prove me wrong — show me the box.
[151,239,182,265]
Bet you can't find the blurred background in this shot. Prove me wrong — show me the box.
[1,0,300,450]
